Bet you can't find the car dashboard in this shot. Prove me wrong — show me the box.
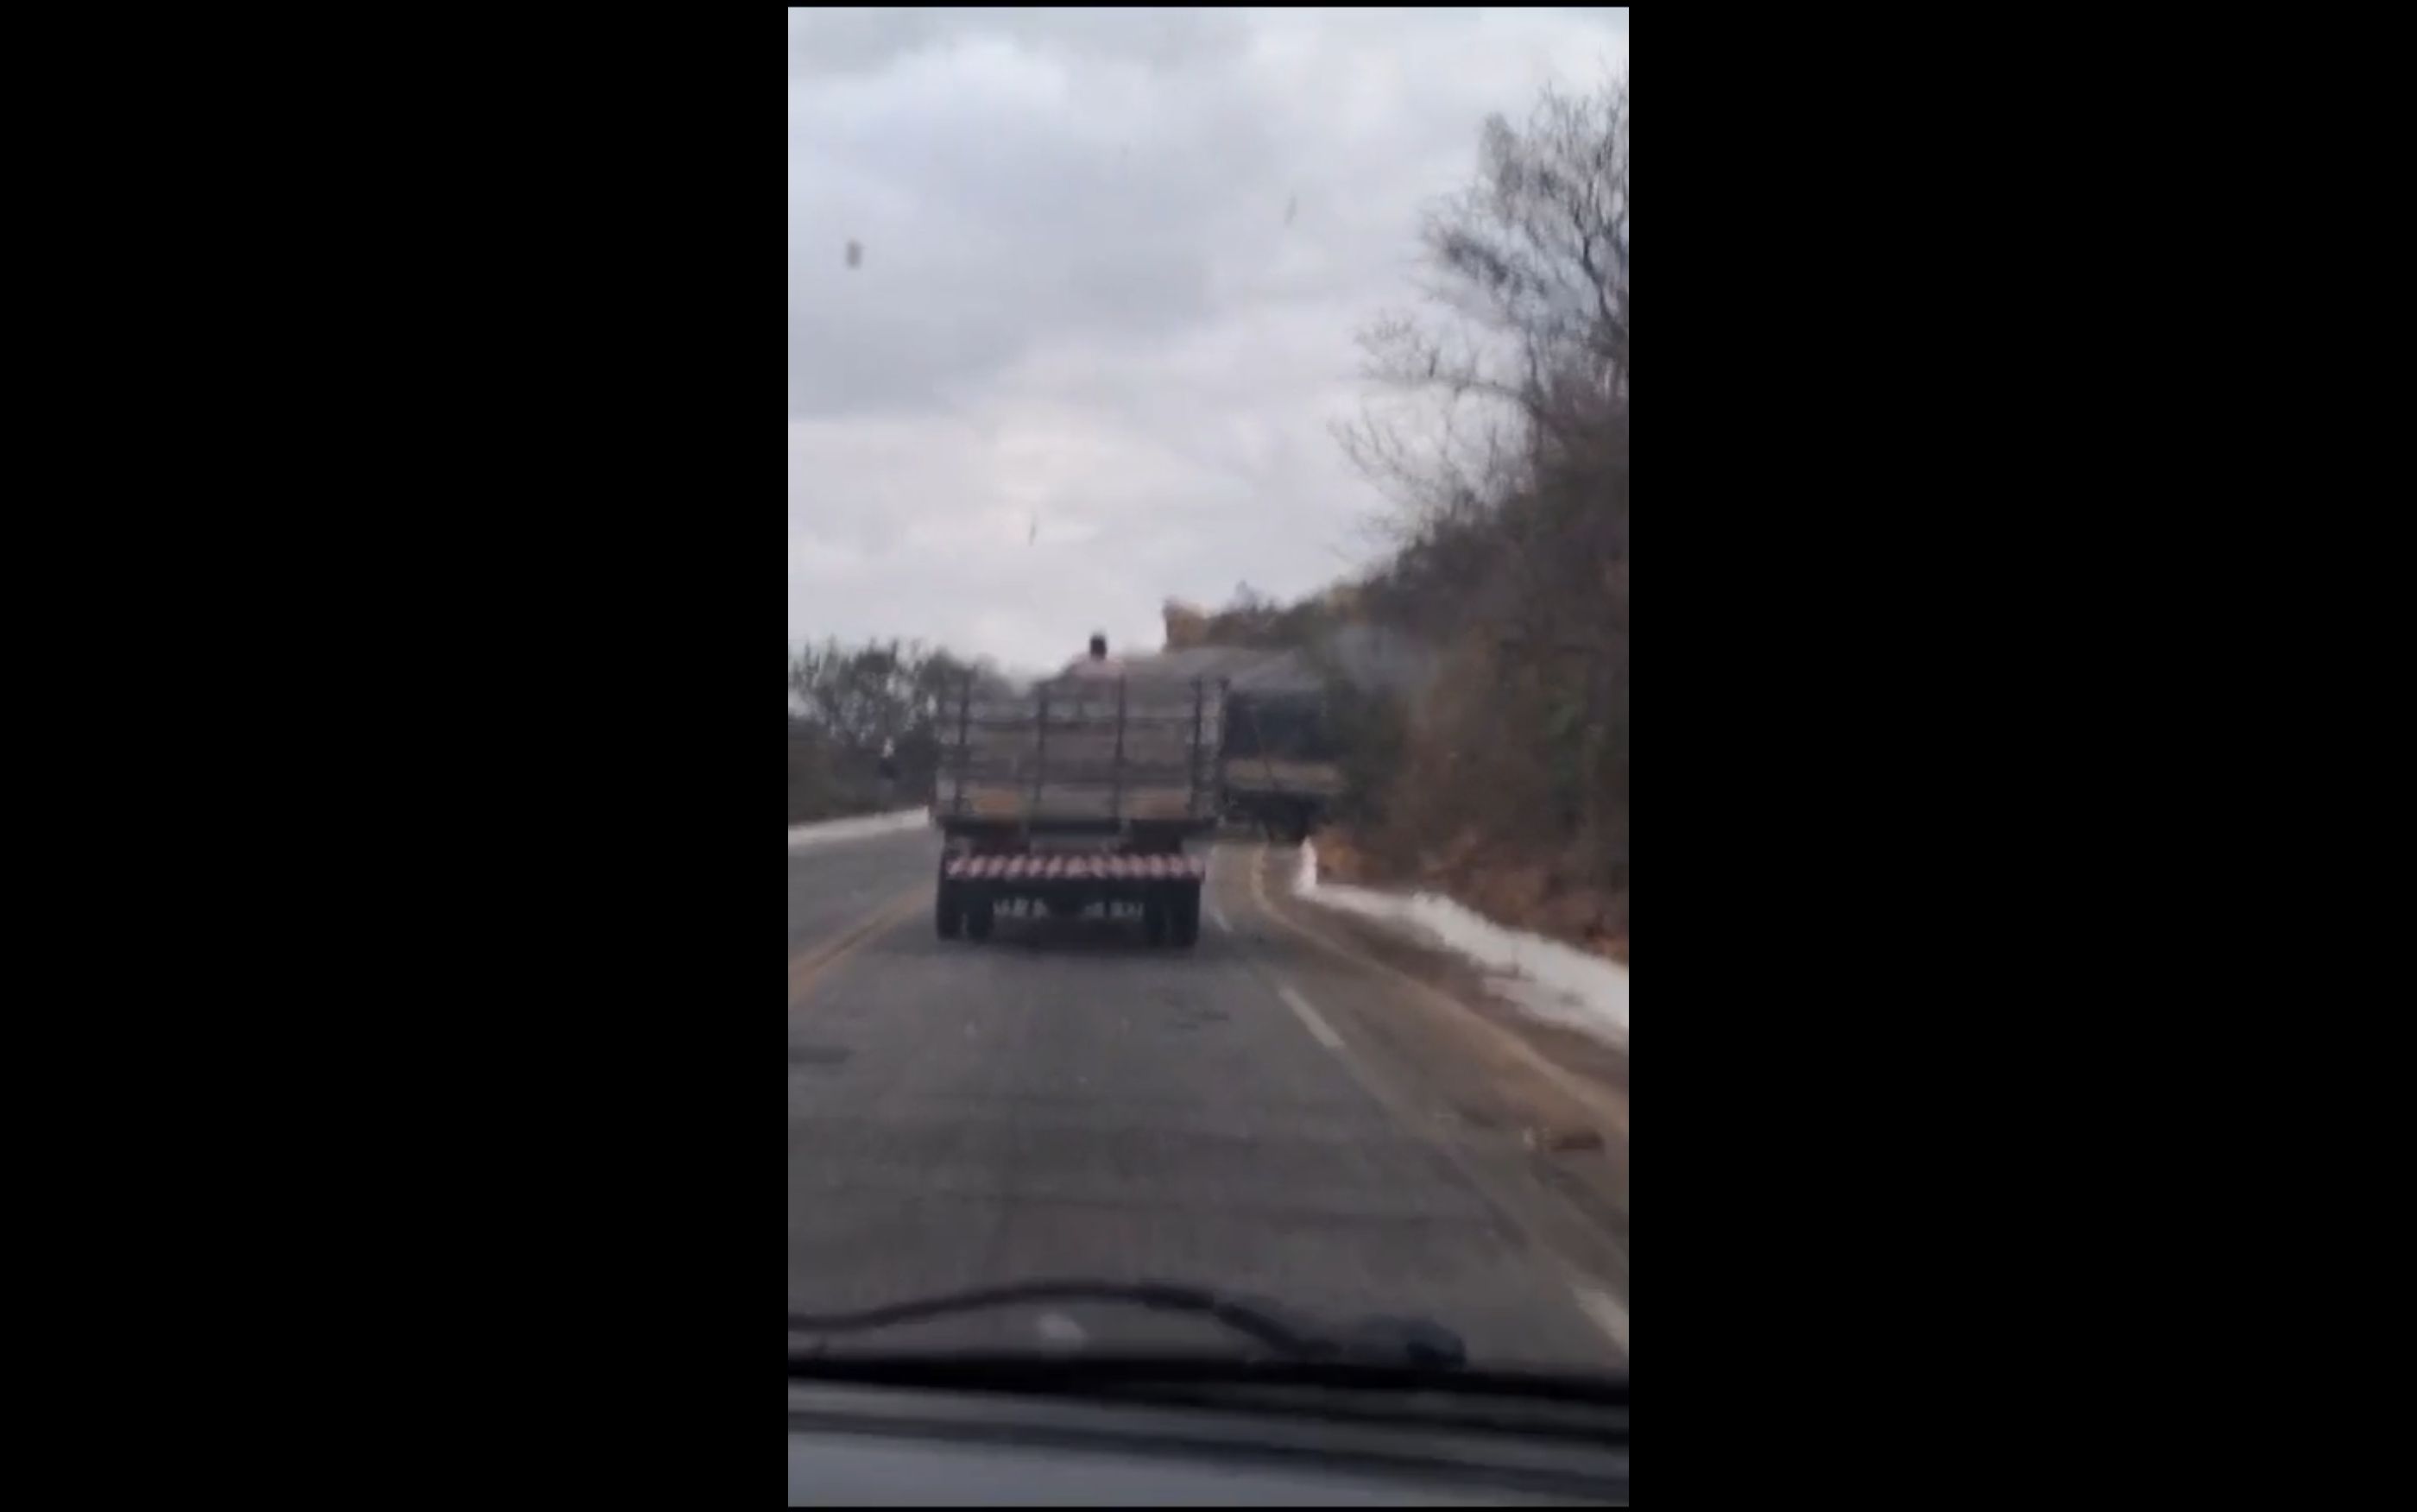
[787,1380,1628,1506]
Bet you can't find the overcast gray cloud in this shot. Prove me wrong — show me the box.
[789,6,1628,676]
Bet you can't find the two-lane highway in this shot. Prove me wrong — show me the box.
[787,826,1628,1370]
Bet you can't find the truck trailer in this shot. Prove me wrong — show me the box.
[931,671,1226,948]
[1221,687,1344,844]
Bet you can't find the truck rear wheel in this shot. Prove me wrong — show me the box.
[965,892,994,941]
[1171,885,1201,948]
[935,881,962,940]
[1142,892,1168,946]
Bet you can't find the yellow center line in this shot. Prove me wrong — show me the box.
[788,883,928,1008]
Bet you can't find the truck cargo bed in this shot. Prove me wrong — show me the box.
[937,673,1224,833]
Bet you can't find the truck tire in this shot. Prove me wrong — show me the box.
[965,891,994,941]
[1171,885,1201,948]
[935,881,962,940]
[1142,892,1168,946]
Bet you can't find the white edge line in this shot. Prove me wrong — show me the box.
[1209,904,1234,933]
[786,808,931,850]
[1570,1283,1629,1353]
[1277,984,1345,1052]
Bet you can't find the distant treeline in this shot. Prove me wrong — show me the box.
[787,639,994,824]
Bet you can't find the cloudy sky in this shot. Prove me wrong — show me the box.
[789,7,1628,677]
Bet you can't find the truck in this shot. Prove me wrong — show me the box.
[1219,687,1344,845]
[931,670,1226,947]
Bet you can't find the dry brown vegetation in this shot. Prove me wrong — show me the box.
[1325,78,1629,960]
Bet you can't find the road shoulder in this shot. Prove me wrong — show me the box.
[1220,841,1630,1335]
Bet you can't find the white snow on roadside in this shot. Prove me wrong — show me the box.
[1291,840,1629,1047]
[787,808,933,850]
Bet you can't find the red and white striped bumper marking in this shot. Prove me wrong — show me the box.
[943,854,1208,881]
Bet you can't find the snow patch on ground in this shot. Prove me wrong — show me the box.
[787,808,932,850]
[1291,840,1629,1048]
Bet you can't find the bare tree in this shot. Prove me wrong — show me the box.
[1338,78,1628,520]
[1331,76,1631,923]
[788,637,993,819]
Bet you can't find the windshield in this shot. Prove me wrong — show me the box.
[788,6,1629,1380]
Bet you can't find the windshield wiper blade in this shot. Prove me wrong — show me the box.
[787,1352,1626,1411]
[786,1279,1466,1366]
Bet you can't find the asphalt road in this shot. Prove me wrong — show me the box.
[787,825,1628,1372]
